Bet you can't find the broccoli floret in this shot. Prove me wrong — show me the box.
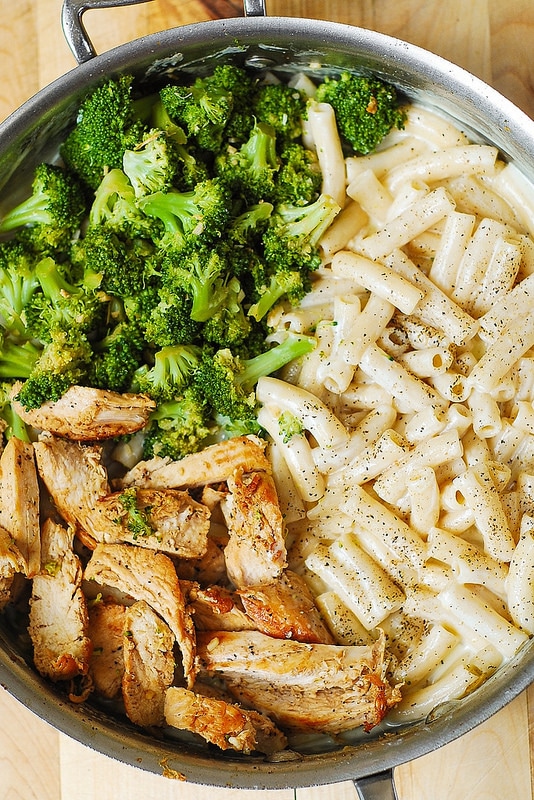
[274,143,322,206]
[314,73,406,154]
[0,381,31,442]
[228,202,273,247]
[0,239,40,339]
[138,178,231,251]
[263,193,341,273]
[25,256,105,342]
[88,168,159,240]
[14,328,93,410]
[133,344,202,403]
[0,163,86,252]
[248,270,308,321]
[115,486,155,539]
[165,246,239,324]
[143,286,201,347]
[89,321,146,392]
[159,78,233,154]
[142,387,212,460]
[122,128,180,199]
[202,64,257,144]
[72,225,152,297]
[60,75,148,189]
[195,333,316,423]
[253,82,307,143]
[201,275,251,348]
[215,121,280,204]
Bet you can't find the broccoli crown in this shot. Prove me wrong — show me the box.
[206,64,257,145]
[60,75,148,189]
[143,286,201,348]
[314,72,407,154]
[248,270,308,322]
[133,344,202,403]
[215,121,280,204]
[142,387,212,461]
[274,143,322,206]
[139,178,232,251]
[25,256,105,342]
[15,328,93,410]
[164,246,234,324]
[115,486,155,539]
[122,128,180,199]
[88,321,146,392]
[227,202,273,247]
[72,225,151,297]
[0,239,40,338]
[195,333,316,422]
[201,275,251,349]
[88,168,159,240]
[159,79,233,154]
[252,83,307,143]
[0,163,86,252]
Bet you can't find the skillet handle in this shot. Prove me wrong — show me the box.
[353,769,399,800]
[61,0,155,64]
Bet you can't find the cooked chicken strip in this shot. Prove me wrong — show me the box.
[94,488,210,558]
[174,535,227,586]
[84,543,197,688]
[12,384,155,441]
[122,600,176,728]
[118,435,271,490]
[88,601,127,699]
[197,630,401,734]
[29,519,92,682]
[185,583,257,632]
[33,435,110,550]
[0,524,26,609]
[221,470,287,589]
[0,436,40,577]
[164,686,287,754]
[238,570,336,644]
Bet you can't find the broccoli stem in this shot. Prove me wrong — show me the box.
[0,339,42,379]
[242,122,279,174]
[277,193,341,247]
[35,257,78,305]
[0,193,53,232]
[139,190,201,238]
[238,333,316,392]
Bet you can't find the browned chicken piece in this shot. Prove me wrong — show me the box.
[84,543,197,688]
[221,470,287,589]
[197,630,401,734]
[237,570,336,644]
[122,600,176,728]
[28,519,92,682]
[184,583,257,632]
[174,535,228,586]
[12,383,155,441]
[118,435,271,490]
[0,524,26,610]
[0,436,41,577]
[33,435,110,550]
[164,686,287,754]
[94,488,210,559]
[88,601,127,699]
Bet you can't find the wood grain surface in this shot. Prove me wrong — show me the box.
[0,2,534,798]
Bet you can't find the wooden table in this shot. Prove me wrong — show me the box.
[1,1,534,798]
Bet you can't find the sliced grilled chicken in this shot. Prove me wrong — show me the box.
[122,600,176,728]
[221,470,287,589]
[118,435,271,490]
[33,435,110,550]
[0,524,26,609]
[237,570,336,644]
[164,686,287,754]
[197,630,401,734]
[94,488,210,559]
[88,601,127,699]
[12,384,155,441]
[0,436,40,577]
[174,535,228,586]
[184,583,257,632]
[28,519,92,682]
[84,543,197,688]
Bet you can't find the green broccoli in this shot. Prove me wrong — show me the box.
[314,72,406,154]
[89,321,146,392]
[115,486,155,539]
[142,286,201,348]
[253,82,307,143]
[138,178,232,251]
[133,344,202,403]
[72,225,152,298]
[122,128,180,199]
[228,202,273,247]
[0,381,31,442]
[248,270,308,322]
[165,246,236,324]
[60,75,148,189]
[274,143,322,206]
[0,239,40,339]
[215,121,280,204]
[0,336,41,379]
[195,332,316,424]
[159,77,233,154]
[142,387,212,460]
[201,275,251,348]
[14,328,93,410]
[0,163,86,252]
[201,64,257,145]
